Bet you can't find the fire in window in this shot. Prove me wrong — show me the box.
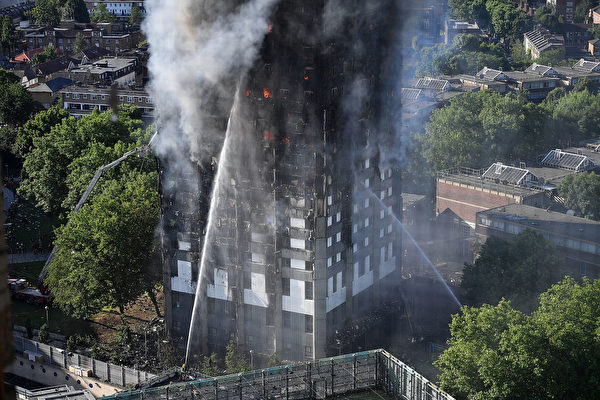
[263,88,272,98]
[264,130,274,141]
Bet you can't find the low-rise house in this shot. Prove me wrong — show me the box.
[503,70,560,100]
[27,77,74,108]
[589,38,600,55]
[524,27,565,59]
[59,84,154,121]
[457,67,510,94]
[476,203,600,278]
[525,59,600,87]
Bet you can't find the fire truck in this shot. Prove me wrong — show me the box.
[8,278,53,306]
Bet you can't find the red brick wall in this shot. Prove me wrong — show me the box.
[436,180,520,225]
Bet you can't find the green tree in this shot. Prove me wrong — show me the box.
[574,0,598,23]
[558,172,600,220]
[61,0,90,23]
[0,82,39,126]
[436,278,600,400]
[38,323,49,344]
[423,91,547,171]
[73,32,87,53]
[19,107,144,215]
[31,46,58,67]
[128,5,143,25]
[548,88,600,142]
[448,0,489,28]
[0,68,18,86]
[1,15,16,53]
[31,0,61,27]
[44,169,159,317]
[225,339,250,373]
[14,103,70,158]
[90,3,116,23]
[462,229,564,312]
[201,353,222,376]
[535,48,566,65]
[533,5,563,33]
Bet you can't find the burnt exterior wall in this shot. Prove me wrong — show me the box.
[161,0,403,363]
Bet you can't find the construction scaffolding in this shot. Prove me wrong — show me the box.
[103,349,454,400]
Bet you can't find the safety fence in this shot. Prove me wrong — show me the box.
[13,336,156,387]
[103,349,454,400]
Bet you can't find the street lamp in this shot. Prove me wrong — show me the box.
[45,305,49,328]
[249,350,254,368]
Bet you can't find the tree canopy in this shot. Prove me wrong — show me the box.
[448,0,533,39]
[417,34,509,77]
[31,46,58,67]
[31,0,62,27]
[45,169,159,317]
[422,88,600,172]
[18,106,146,215]
[436,277,600,400]
[558,172,600,220]
[1,15,17,53]
[90,3,116,23]
[129,5,143,25]
[0,79,39,126]
[62,0,90,23]
[461,229,564,312]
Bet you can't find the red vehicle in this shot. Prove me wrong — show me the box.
[8,278,53,306]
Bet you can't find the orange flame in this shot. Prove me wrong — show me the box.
[263,88,272,98]
[283,137,290,143]
[264,130,274,141]
[268,25,273,33]
[246,89,251,97]
[304,75,309,80]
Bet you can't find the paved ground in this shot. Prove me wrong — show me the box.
[9,252,50,265]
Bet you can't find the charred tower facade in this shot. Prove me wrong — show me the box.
[161,0,404,362]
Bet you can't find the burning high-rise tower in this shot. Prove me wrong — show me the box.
[152,0,405,363]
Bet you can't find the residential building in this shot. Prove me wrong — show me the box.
[21,22,143,54]
[476,203,600,278]
[457,67,510,94]
[84,1,145,18]
[503,70,560,100]
[59,84,154,121]
[524,27,565,59]
[589,38,600,55]
[162,1,403,362]
[591,4,600,24]
[444,19,481,44]
[525,59,600,87]
[27,77,73,108]
[54,57,138,86]
[547,0,584,23]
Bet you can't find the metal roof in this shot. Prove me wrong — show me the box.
[573,58,600,72]
[401,88,423,102]
[482,162,538,186]
[475,67,507,81]
[415,77,450,92]
[541,149,595,171]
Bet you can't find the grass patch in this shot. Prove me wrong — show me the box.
[10,301,94,337]
[5,197,61,253]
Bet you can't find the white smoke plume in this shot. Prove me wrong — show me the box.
[144,0,279,164]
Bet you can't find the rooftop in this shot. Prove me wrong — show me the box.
[28,77,74,93]
[481,162,538,186]
[541,149,596,172]
[524,28,565,52]
[478,203,600,244]
[415,77,450,92]
[572,58,600,72]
